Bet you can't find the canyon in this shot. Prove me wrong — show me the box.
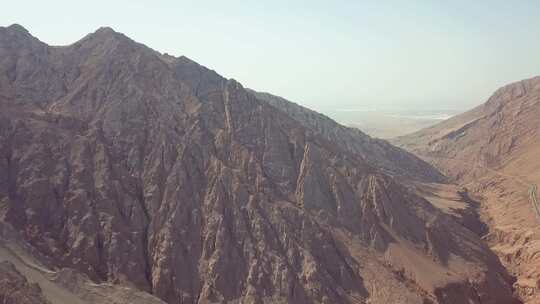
[396,76,540,303]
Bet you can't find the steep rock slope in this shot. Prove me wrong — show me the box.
[395,76,540,180]
[396,76,540,303]
[0,220,167,304]
[249,91,446,183]
[166,57,444,183]
[0,24,518,304]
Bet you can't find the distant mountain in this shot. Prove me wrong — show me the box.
[0,24,518,304]
[395,76,540,302]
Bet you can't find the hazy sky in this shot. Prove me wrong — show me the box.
[3,1,540,111]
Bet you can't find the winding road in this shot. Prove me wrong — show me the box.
[529,184,540,220]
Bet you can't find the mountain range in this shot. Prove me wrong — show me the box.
[0,24,529,304]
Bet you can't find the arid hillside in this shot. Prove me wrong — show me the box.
[0,24,520,304]
[396,76,540,303]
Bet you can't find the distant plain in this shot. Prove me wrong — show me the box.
[320,106,464,138]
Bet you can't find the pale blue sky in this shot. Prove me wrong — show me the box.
[3,1,540,111]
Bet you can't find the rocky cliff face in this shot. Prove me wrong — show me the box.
[249,91,446,183]
[168,59,445,184]
[0,24,519,303]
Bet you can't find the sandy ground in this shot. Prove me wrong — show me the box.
[346,114,445,139]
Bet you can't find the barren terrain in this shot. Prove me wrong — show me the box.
[0,24,522,303]
[396,76,540,303]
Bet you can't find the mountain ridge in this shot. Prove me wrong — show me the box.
[395,75,540,303]
[248,89,446,183]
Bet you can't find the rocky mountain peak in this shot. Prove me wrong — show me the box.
[5,23,30,35]
[0,23,40,44]
[95,26,116,34]
[72,26,140,53]
[89,26,129,41]
[486,75,540,107]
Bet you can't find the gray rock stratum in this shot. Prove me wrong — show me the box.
[0,24,519,303]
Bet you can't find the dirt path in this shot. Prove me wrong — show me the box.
[529,184,540,220]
